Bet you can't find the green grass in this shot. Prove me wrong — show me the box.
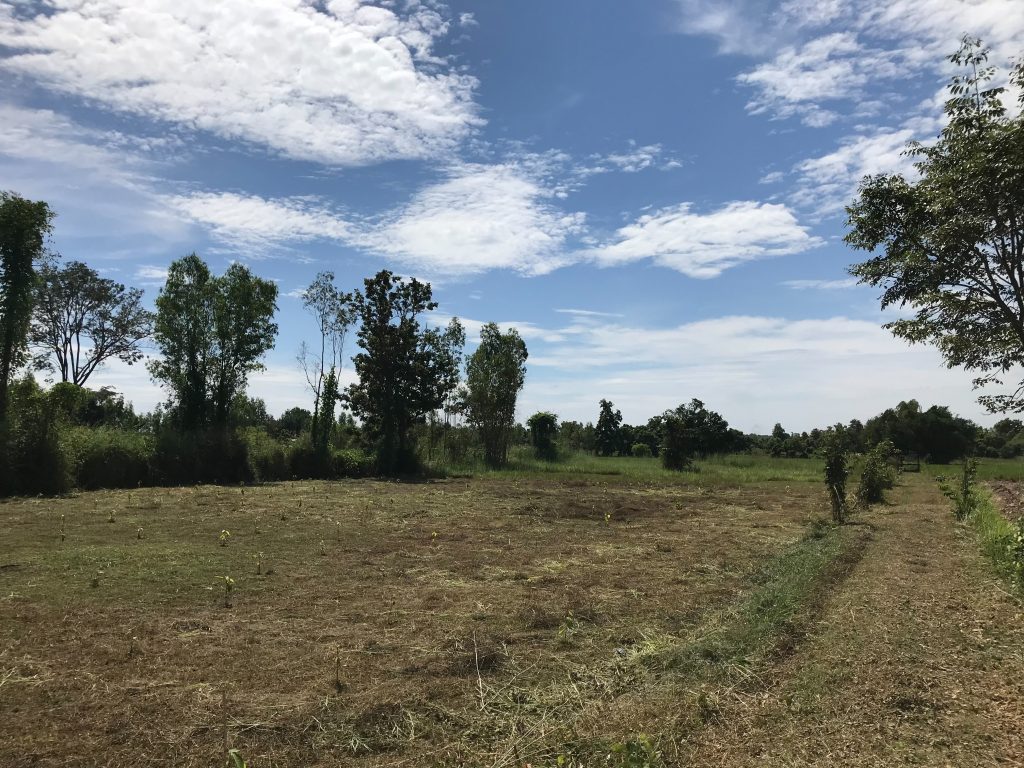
[921,457,1024,482]
[437,449,825,485]
[965,489,1018,581]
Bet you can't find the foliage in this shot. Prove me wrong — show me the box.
[30,259,153,385]
[149,254,278,429]
[863,399,976,463]
[856,440,896,507]
[462,322,528,467]
[275,406,313,438]
[299,271,354,437]
[0,191,53,423]
[846,38,1024,412]
[150,427,252,485]
[48,382,140,429]
[822,433,849,524]
[65,426,152,490]
[346,270,463,475]
[595,399,623,456]
[0,375,71,495]
[527,411,559,461]
[631,442,652,458]
[313,366,340,455]
[660,410,693,471]
[240,427,287,483]
[938,458,979,521]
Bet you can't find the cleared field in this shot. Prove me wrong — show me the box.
[0,474,830,767]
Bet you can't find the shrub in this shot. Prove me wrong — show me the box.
[66,426,152,489]
[631,442,652,458]
[661,414,693,471]
[241,427,287,482]
[151,428,251,485]
[822,433,849,523]
[857,441,897,506]
[1,377,72,495]
[287,434,332,479]
[938,458,978,520]
[526,411,559,461]
[333,448,374,478]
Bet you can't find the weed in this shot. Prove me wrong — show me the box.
[608,735,663,767]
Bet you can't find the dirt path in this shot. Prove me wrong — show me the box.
[684,474,1024,767]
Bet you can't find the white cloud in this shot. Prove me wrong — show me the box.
[0,0,480,166]
[790,114,940,214]
[165,192,353,251]
[362,164,587,276]
[599,143,667,173]
[585,201,822,278]
[134,265,169,285]
[673,0,780,56]
[783,277,860,290]
[555,309,625,318]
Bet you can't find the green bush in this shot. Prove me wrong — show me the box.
[333,448,374,477]
[151,428,251,485]
[65,426,152,489]
[1,377,72,495]
[526,411,559,461]
[661,414,693,471]
[856,441,897,506]
[241,427,287,482]
[287,434,332,479]
[631,442,652,458]
[822,433,849,523]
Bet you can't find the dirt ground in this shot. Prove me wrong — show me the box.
[684,476,1024,766]
[2,474,1022,767]
[0,477,818,767]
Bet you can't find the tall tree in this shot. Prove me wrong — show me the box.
[30,260,153,386]
[846,38,1024,412]
[0,192,53,421]
[594,398,622,456]
[462,322,528,467]
[298,271,354,436]
[149,254,277,429]
[346,270,463,474]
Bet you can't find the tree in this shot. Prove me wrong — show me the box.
[526,411,559,461]
[595,399,622,456]
[346,270,463,474]
[0,192,53,422]
[298,272,354,437]
[276,406,313,438]
[846,38,1024,412]
[462,322,528,467]
[30,260,153,386]
[149,254,278,429]
[660,410,693,471]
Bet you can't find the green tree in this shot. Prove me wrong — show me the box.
[346,270,463,475]
[462,322,528,467]
[846,38,1024,412]
[0,192,53,422]
[298,271,354,437]
[149,254,278,429]
[526,411,559,461]
[275,406,313,438]
[595,398,622,457]
[30,260,153,386]
[660,410,693,471]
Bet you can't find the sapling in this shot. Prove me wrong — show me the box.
[319,538,327,556]
[59,514,65,544]
[254,552,264,575]
[254,516,261,535]
[219,530,231,547]
[108,509,116,523]
[137,526,144,540]
[223,576,235,608]
[91,569,103,588]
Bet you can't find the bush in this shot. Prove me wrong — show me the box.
[822,433,849,523]
[66,426,152,489]
[857,441,897,506]
[241,427,287,482]
[151,428,251,485]
[333,448,374,477]
[1,377,71,495]
[938,458,978,521]
[526,411,559,461]
[661,414,693,471]
[631,443,652,458]
[287,434,332,479]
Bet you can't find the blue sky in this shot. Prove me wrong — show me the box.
[2,0,1022,431]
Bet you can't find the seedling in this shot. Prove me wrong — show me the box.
[91,569,103,588]
[254,552,264,575]
[128,635,139,657]
[223,576,235,608]
[319,538,327,556]
[253,516,261,535]
[59,514,66,544]
[137,526,144,540]
[108,510,116,523]
[431,531,438,543]
[219,530,231,547]
[604,510,612,525]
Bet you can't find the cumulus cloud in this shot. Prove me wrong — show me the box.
[0,0,480,166]
[585,201,821,278]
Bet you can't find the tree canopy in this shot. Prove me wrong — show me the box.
[846,38,1024,412]
[462,322,528,467]
[30,260,153,386]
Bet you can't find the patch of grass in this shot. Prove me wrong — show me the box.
[966,490,1017,581]
[921,457,1024,482]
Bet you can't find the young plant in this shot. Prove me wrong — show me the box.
[223,576,235,608]
[822,434,849,524]
[857,441,897,506]
[1009,519,1024,589]
[556,611,579,645]
[108,509,116,523]
[253,552,264,575]
[59,514,65,544]
[938,458,978,520]
[137,526,144,540]
[219,529,231,547]
[318,538,327,556]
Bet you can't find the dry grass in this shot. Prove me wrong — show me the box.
[0,476,827,767]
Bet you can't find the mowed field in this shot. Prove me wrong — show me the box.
[2,461,1023,767]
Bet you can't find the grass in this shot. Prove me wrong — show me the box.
[440,448,826,485]
[967,490,1017,577]
[0,466,849,767]
[920,456,1024,482]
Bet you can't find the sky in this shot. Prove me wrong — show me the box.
[2,0,1022,433]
